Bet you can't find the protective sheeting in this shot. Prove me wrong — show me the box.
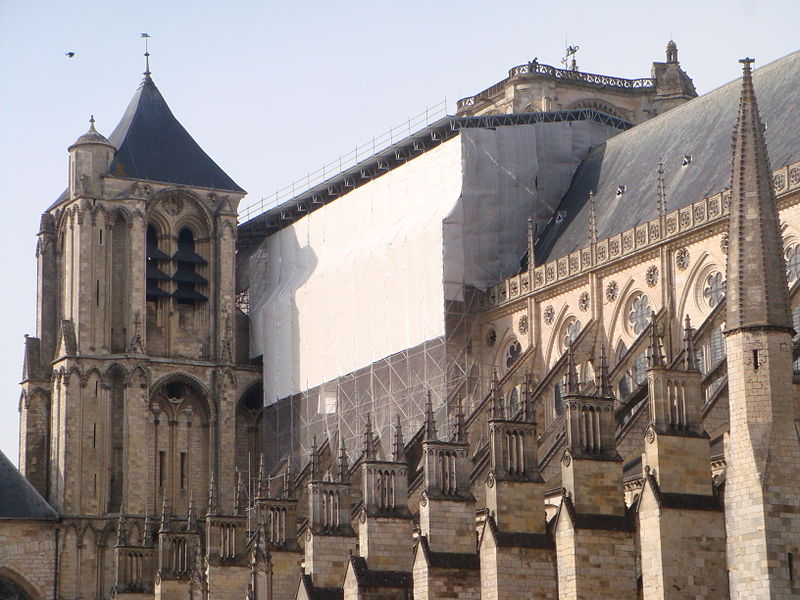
[248,139,463,403]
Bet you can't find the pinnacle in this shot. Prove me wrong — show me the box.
[726,57,792,333]
[423,390,438,441]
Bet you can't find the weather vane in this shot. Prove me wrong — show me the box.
[562,41,580,72]
[141,32,152,76]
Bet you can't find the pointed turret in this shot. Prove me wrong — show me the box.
[423,391,438,441]
[683,315,697,371]
[362,414,376,461]
[647,312,665,368]
[726,58,792,333]
[392,414,406,462]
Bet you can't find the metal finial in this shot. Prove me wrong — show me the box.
[89,115,96,130]
[141,33,152,76]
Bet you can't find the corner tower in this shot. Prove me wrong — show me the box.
[723,58,800,599]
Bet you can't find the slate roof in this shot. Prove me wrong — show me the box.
[50,74,244,209]
[107,75,244,193]
[0,449,58,520]
[537,50,800,263]
[348,556,411,588]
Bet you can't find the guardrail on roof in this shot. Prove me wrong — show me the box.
[237,99,448,224]
[457,61,656,110]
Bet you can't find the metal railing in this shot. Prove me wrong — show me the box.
[458,61,656,110]
[238,99,448,223]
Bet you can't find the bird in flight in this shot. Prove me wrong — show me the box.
[65,51,75,58]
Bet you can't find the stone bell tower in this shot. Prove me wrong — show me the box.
[18,63,261,600]
[723,58,800,599]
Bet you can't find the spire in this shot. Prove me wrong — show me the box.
[452,396,467,442]
[683,315,698,371]
[648,312,665,368]
[490,368,505,420]
[116,513,128,546]
[565,342,579,395]
[207,471,218,516]
[141,32,152,77]
[527,217,536,270]
[337,428,350,483]
[588,190,597,246]
[392,414,406,462]
[234,470,246,516]
[597,343,612,397]
[186,491,196,531]
[523,371,535,422]
[423,391,438,441]
[726,58,792,333]
[142,508,153,546]
[159,491,170,533]
[362,414,376,461]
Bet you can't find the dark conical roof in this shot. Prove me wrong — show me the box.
[107,74,244,193]
[0,450,58,519]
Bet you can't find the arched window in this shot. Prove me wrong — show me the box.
[173,228,208,305]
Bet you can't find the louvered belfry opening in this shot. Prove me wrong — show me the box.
[146,224,170,302]
[172,228,208,305]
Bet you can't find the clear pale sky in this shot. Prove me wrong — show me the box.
[1,0,796,464]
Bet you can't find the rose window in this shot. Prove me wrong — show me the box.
[628,294,651,336]
[703,272,727,308]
